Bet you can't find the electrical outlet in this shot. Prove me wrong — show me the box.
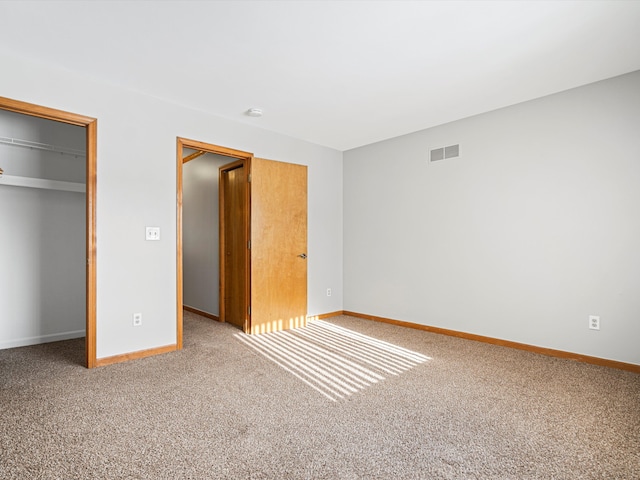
[145,227,160,241]
[326,288,332,297]
[589,315,600,330]
[133,313,143,327]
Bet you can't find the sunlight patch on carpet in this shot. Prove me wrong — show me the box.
[234,320,431,402]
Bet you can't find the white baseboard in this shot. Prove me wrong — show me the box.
[0,330,85,350]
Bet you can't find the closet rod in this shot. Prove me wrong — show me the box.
[0,136,86,157]
[0,174,85,193]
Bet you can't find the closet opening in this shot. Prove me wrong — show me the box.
[0,96,97,368]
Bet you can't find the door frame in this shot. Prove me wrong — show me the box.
[218,158,251,332]
[176,137,253,346]
[0,96,98,368]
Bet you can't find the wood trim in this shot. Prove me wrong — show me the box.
[182,150,205,163]
[308,311,345,320]
[0,96,95,126]
[85,120,97,369]
[176,140,184,350]
[244,158,252,333]
[183,305,220,321]
[95,344,177,367]
[217,158,245,172]
[218,163,225,324]
[344,311,640,374]
[177,137,252,160]
[0,96,97,369]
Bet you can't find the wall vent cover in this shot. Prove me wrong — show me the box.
[430,144,460,162]
[430,147,444,162]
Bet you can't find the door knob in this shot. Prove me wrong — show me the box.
[298,253,307,259]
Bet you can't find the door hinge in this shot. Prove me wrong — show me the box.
[248,306,251,315]
[248,240,251,249]
[248,174,251,183]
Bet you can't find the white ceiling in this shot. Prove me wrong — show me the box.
[1,1,639,151]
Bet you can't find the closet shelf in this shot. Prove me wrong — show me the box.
[0,174,85,193]
[0,136,86,158]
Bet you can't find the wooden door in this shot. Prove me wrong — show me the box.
[250,158,307,334]
[219,160,249,330]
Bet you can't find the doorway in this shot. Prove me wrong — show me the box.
[182,150,236,322]
[176,138,309,343]
[0,96,97,368]
[176,138,252,346]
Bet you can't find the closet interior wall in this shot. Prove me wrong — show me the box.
[0,109,86,349]
[182,151,230,317]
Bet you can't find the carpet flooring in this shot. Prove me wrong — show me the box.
[1,312,639,479]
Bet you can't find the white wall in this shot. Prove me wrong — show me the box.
[0,51,343,359]
[344,70,640,365]
[0,110,86,348]
[182,152,229,316]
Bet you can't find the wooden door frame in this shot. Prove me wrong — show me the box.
[218,158,252,332]
[176,137,253,347]
[0,96,97,368]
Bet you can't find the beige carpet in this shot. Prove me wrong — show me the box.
[1,311,639,479]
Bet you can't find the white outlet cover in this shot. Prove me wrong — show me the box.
[589,315,600,330]
[145,227,160,241]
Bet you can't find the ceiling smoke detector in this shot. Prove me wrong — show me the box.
[246,108,263,117]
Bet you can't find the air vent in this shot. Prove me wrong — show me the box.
[430,144,460,162]
[430,147,444,162]
[445,144,459,158]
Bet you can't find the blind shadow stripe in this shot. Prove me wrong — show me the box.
[235,334,341,402]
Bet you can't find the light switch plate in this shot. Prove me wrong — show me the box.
[145,227,160,241]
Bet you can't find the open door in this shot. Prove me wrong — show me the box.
[218,156,308,334]
[183,141,307,338]
[249,158,307,334]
